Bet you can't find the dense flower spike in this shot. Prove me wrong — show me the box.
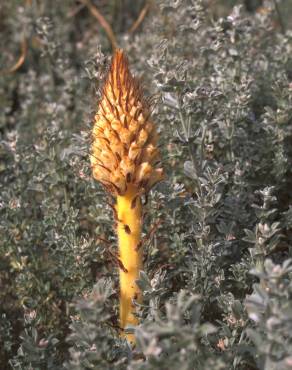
[91,49,164,196]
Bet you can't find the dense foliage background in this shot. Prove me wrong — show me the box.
[1,0,292,369]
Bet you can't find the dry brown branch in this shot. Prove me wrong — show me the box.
[67,3,86,18]
[80,0,117,50]
[128,1,151,34]
[1,38,28,75]
[0,0,32,75]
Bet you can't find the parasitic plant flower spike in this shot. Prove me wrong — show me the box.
[90,49,163,344]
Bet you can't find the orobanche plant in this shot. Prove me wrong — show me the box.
[90,49,164,344]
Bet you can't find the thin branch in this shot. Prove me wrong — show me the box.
[1,0,31,75]
[128,1,151,34]
[136,219,162,251]
[80,0,117,50]
[67,3,86,18]
[273,0,285,34]
[1,38,28,75]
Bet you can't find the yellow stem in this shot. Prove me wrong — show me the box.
[116,185,142,344]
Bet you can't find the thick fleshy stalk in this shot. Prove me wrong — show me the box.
[116,185,142,344]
